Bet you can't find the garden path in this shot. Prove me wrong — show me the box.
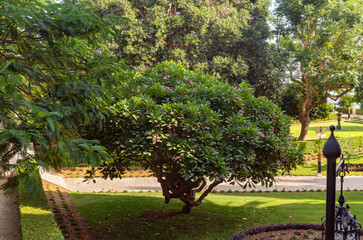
[61,175,363,193]
[0,179,21,240]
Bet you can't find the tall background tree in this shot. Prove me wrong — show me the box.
[0,0,121,193]
[355,79,363,110]
[92,0,286,102]
[275,0,362,140]
[338,93,355,119]
[280,83,331,122]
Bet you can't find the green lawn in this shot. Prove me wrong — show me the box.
[289,121,363,176]
[70,191,363,240]
[18,172,64,240]
[284,148,363,176]
[290,121,363,140]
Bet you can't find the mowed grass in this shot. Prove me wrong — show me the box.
[290,121,363,140]
[285,148,363,176]
[289,121,363,176]
[70,191,363,240]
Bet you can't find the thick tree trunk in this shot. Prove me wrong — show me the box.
[298,112,310,140]
[182,203,192,214]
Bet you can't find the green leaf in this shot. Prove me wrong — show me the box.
[46,117,55,133]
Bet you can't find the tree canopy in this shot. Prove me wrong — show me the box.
[92,0,286,102]
[275,0,362,140]
[0,0,121,193]
[85,61,304,213]
[354,80,363,110]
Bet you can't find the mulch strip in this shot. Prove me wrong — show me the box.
[43,181,95,240]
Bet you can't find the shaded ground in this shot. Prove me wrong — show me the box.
[0,179,21,240]
[68,191,363,240]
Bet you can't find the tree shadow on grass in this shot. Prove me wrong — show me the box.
[69,192,363,240]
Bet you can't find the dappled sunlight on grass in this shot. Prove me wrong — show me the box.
[21,205,54,215]
[70,191,363,240]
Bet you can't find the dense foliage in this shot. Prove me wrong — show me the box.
[0,0,120,192]
[92,0,285,102]
[275,0,362,140]
[355,80,363,110]
[338,94,355,118]
[281,83,330,121]
[87,62,304,213]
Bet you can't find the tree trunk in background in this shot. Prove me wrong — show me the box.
[298,111,311,140]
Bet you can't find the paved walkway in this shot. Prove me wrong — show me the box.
[0,180,21,240]
[62,176,363,193]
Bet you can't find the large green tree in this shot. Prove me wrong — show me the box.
[92,0,286,102]
[354,79,363,110]
[0,0,121,192]
[85,62,304,214]
[280,83,330,121]
[275,0,362,140]
[338,93,355,119]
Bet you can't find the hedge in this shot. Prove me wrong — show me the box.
[290,112,337,124]
[292,136,363,154]
[18,170,64,240]
[337,107,363,115]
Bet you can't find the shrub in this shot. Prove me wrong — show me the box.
[92,61,304,213]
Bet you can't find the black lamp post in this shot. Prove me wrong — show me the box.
[316,127,326,176]
[323,125,341,239]
[337,112,342,130]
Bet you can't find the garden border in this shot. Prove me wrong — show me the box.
[292,136,363,154]
[227,223,363,240]
[227,223,322,240]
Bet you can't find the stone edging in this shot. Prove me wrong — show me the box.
[227,223,363,240]
[227,223,322,240]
